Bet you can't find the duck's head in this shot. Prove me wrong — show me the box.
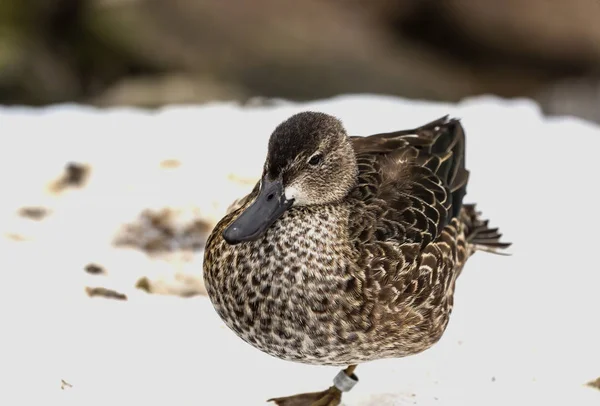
[222,111,358,245]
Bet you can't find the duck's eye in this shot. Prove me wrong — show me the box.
[308,153,323,166]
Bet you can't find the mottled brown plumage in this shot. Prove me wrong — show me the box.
[203,112,510,405]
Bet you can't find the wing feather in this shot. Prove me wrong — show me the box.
[349,116,467,247]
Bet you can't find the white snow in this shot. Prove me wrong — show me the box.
[1,94,599,405]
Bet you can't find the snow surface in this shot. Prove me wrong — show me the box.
[1,95,599,405]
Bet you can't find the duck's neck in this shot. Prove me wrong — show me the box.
[217,203,352,281]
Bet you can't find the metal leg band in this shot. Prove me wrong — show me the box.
[333,370,359,392]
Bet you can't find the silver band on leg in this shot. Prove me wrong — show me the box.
[333,370,359,392]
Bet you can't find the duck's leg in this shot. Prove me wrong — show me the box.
[268,364,358,406]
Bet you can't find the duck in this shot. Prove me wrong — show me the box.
[203,111,510,406]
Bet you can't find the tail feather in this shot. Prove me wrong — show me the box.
[462,204,512,256]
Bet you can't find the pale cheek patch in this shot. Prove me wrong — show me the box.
[285,185,309,205]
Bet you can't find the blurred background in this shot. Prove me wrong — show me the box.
[2,0,600,123]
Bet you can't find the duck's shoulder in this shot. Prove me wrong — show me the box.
[225,182,260,215]
[346,116,469,248]
[205,181,260,257]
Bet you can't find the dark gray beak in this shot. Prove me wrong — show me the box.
[222,178,294,245]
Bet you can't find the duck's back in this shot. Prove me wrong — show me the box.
[349,116,468,245]
[341,117,508,359]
